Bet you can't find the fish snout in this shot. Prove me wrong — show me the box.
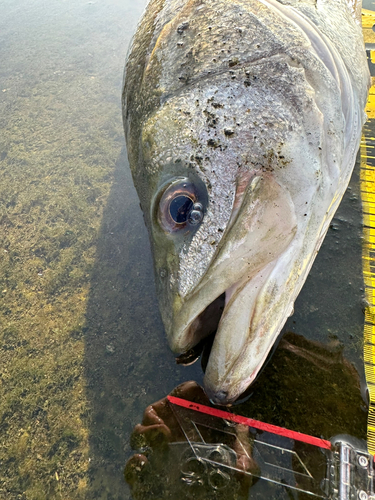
[204,385,232,406]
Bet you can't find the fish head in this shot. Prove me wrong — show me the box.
[136,65,332,403]
[123,0,368,404]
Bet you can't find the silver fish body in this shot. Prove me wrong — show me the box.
[123,0,370,404]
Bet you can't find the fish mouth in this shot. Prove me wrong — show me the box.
[173,259,283,405]
[167,174,298,405]
[175,293,226,367]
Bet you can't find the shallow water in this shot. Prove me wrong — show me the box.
[0,0,369,499]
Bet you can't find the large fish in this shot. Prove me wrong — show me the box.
[123,0,370,404]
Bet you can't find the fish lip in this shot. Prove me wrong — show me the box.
[170,266,265,361]
[169,266,255,354]
[203,347,270,405]
[168,286,230,354]
[202,270,275,403]
[204,362,260,406]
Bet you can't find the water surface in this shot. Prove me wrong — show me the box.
[0,1,368,499]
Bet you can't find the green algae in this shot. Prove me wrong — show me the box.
[0,74,112,498]
[0,0,148,498]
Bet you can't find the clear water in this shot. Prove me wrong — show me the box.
[0,0,368,499]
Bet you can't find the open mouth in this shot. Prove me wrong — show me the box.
[174,284,272,406]
[175,292,226,367]
[174,280,285,406]
[173,271,264,369]
[171,251,290,405]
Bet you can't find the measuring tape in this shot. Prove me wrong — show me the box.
[167,395,332,449]
[361,9,375,457]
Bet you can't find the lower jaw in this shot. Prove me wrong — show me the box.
[173,277,265,403]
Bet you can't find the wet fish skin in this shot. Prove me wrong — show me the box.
[123,0,370,403]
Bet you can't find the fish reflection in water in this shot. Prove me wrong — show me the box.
[124,333,366,499]
[125,381,256,500]
[123,0,370,404]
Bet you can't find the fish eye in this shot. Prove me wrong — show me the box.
[169,195,194,223]
[157,179,205,233]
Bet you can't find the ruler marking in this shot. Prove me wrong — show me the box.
[362,46,375,455]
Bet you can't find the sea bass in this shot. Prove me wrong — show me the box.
[123,0,370,404]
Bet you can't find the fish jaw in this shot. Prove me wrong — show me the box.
[164,173,298,355]
[203,248,302,404]
[203,261,282,404]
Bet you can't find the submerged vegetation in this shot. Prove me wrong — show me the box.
[0,67,116,498]
[0,1,148,497]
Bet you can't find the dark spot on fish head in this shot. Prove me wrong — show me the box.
[228,58,239,67]
[177,21,189,34]
[195,155,203,165]
[207,138,219,148]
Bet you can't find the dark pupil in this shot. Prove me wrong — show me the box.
[169,195,194,224]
